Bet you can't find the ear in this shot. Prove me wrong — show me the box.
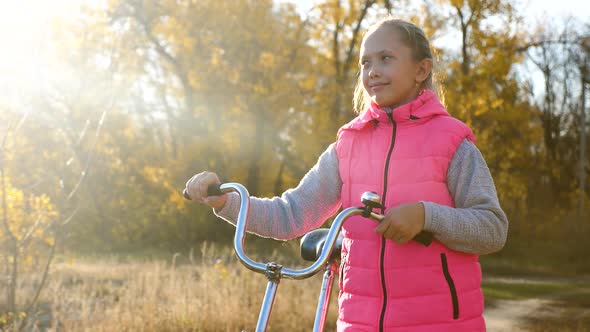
[415,58,433,84]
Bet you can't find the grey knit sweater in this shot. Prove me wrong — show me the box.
[216,139,508,255]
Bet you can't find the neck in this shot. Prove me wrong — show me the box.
[382,88,423,111]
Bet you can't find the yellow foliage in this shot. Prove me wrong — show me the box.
[142,166,170,186]
[299,76,317,91]
[258,52,276,69]
[4,0,580,255]
[0,175,58,273]
[210,47,225,67]
[0,177,58,242]
[490,99,504,110]
[168,190,188,210]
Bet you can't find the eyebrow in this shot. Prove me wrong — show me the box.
[360,49,395,60]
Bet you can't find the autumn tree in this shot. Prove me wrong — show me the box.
[521,18,590,236]
[0,0,586,276]
[0,111,60,327]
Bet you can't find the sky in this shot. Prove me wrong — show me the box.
[281,0,589,22]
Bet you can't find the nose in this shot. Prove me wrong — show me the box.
[369,66,380,79]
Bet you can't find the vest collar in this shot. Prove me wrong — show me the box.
[350,89,449,130]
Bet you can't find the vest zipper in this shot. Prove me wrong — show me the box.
[378,113,397,332]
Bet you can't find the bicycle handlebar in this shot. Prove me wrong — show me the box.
[184,182,432,279]
[182,185,222,200]
[197,183,379,279]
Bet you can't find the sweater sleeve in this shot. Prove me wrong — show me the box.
[214,144,342,240]
[422,139,508,255]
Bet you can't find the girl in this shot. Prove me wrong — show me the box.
[186,18,508,331]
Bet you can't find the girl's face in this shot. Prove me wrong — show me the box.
[360,26,428,109]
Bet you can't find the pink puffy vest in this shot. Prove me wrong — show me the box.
[334,90,485,331]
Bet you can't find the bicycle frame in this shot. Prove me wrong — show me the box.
[208,183,385,332]
[184,183,432,331]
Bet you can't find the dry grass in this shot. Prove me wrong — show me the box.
[6,245,589,331]
[1,243,339,331]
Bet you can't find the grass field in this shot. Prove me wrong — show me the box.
[1,244,589,331]
[1,244,339,331]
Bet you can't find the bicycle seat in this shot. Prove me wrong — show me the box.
[300,228,343,262]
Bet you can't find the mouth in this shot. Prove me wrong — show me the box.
[369,83,389,91]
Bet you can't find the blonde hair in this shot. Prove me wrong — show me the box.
[353,19,435,113]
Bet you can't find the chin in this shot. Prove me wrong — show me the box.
[372,97,395,108]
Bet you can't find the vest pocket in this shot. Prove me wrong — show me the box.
[440,253,459,319]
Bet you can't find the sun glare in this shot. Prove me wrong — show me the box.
[0,0,77,103]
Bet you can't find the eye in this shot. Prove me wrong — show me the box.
[382,55,393,61]
[360,59,370,66]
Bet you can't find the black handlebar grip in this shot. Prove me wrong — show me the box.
[182,189,192,200]
[413,231,433,246]
[207,183,223,196]
[182,183,223,200]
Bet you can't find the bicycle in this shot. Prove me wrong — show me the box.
[183,182,432,332]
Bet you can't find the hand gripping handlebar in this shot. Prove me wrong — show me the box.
[183,183,432,280]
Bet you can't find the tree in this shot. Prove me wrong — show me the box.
[428,0,539,235]
[521,19,590,237]
[0,111,59,327]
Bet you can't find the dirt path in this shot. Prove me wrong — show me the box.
[482,276,590,331]
[484,298,553,331]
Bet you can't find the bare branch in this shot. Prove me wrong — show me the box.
[65,107,109,201]
[53,206,79,228]
[517,36,589,53]
[0,165,16,244]
[18,215,43,249]
[17,237,57,332]
[343,0,375,75]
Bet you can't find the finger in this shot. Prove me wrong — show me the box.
[190,172,211,202]
[374,220,388,234]
[185,174,196,192]
[383,224,397,240]
[375,221,394,238]
[198,174,209,199]
[186,175,199,201]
